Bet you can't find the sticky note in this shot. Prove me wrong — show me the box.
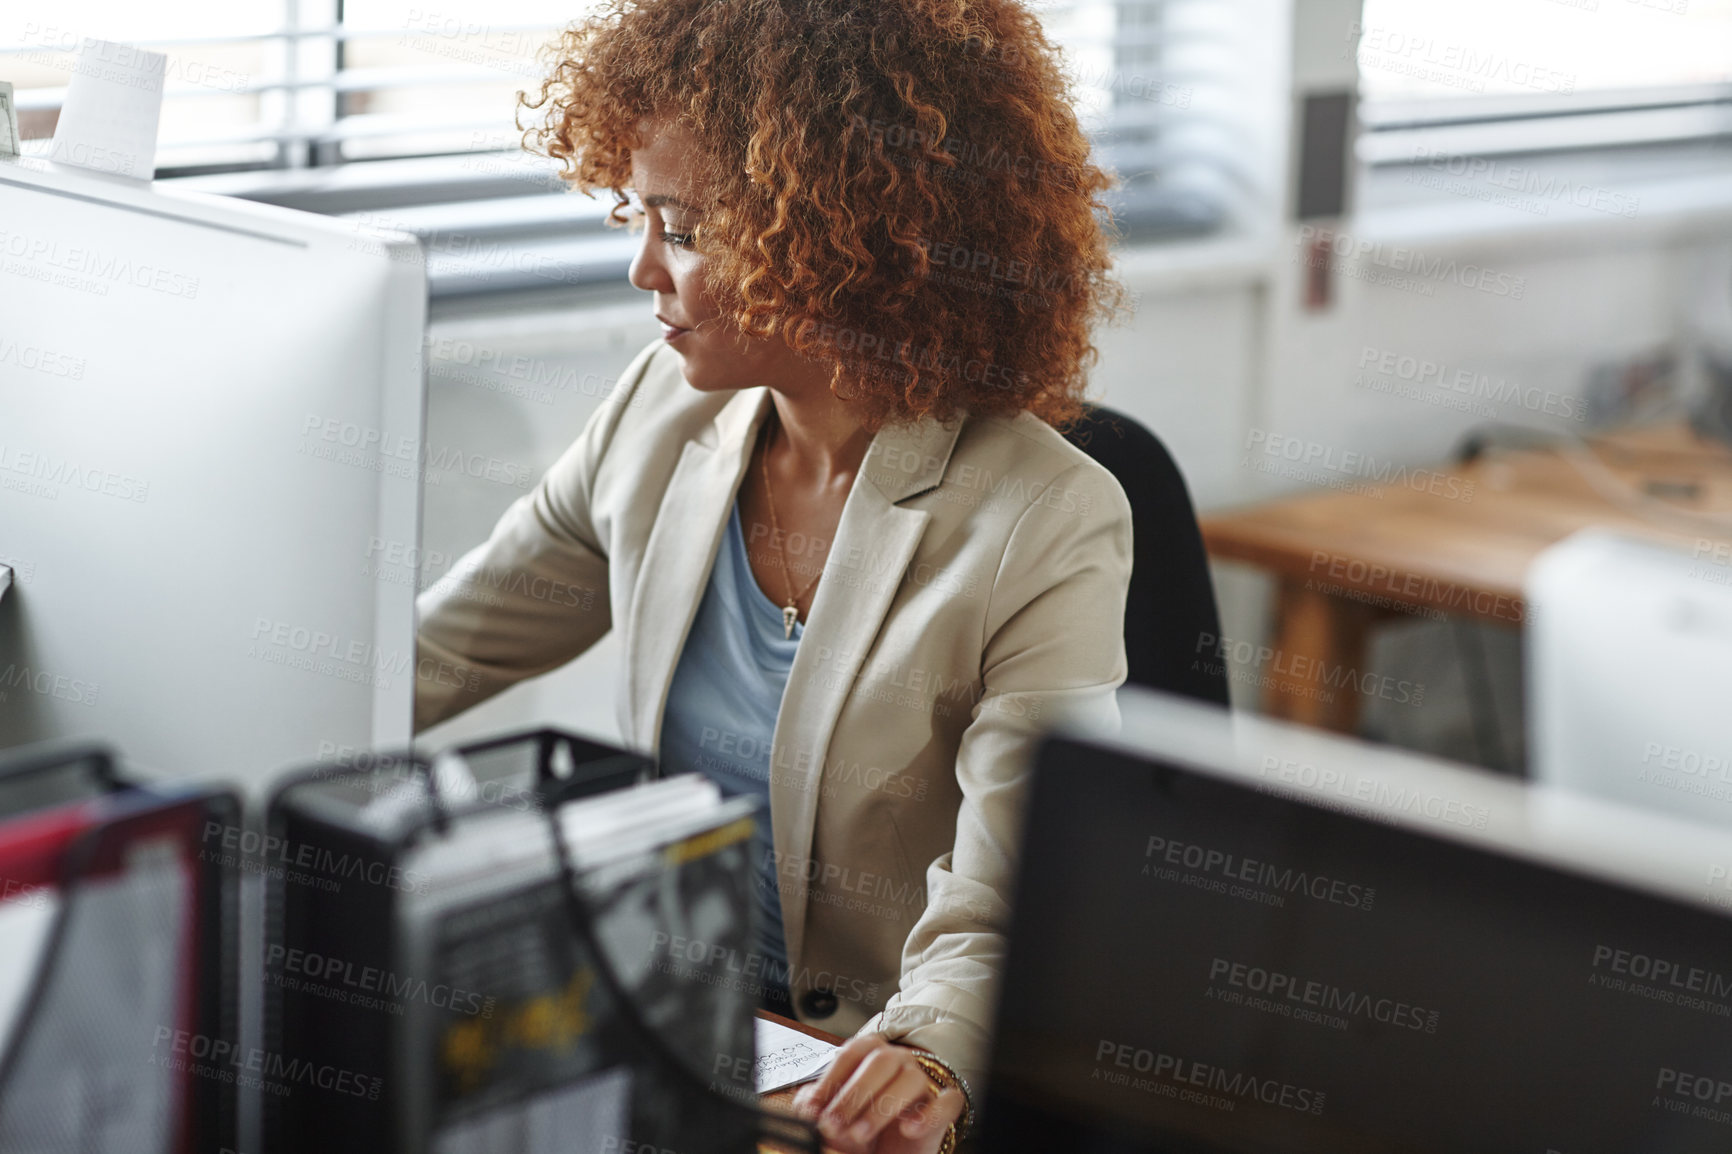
[48,39,167,180]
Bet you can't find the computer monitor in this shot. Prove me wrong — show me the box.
[0,156,426,792]
[1528,527,1732,826]
[982,686,1732,1153]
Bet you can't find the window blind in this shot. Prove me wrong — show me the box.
[2,0,1257,298]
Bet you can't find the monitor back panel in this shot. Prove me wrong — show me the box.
[985,734,1732,1154]
[1528,529,1732,826]
[0,159,425,788]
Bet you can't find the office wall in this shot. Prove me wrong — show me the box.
[416,219,1732,770]
[1234,221,1731,770]
[414,300,659,751]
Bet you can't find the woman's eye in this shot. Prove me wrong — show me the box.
[621,203,695,249]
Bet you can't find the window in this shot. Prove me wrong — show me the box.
[1354,0,1732,165]
[1048,0,1272,242]
[1,1,584,173]
[2,0,1263,297]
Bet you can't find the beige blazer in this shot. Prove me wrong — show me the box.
[413,338,1131,1089]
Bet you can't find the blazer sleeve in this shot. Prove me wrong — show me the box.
[412,342,657,732]
[855,459,1133,1092]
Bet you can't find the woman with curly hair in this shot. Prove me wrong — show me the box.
[414,1,1137,1149]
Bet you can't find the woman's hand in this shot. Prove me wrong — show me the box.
[792,1033,965,1153]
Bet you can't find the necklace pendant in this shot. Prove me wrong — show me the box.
[782,605,798,640]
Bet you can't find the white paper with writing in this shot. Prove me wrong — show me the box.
[49,40,166,180]
[755,1016,838,1094]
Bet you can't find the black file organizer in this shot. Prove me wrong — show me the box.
[0,740,240,1154]
[261,727,819,1154]
[0,738,125,820]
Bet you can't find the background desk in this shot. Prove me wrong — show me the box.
[1201,421,1732,733]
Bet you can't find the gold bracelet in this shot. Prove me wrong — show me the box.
[909,1052,970,1153]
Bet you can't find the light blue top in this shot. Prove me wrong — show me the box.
[657,498,801,980]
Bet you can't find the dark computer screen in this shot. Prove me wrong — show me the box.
[982,736,1732,1153]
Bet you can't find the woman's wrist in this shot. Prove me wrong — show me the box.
[899,1044,976,1148]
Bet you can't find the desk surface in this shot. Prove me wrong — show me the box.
[1203,421,1732,622]
[1199,421,1732,730]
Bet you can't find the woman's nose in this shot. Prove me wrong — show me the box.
[628,231,673,295]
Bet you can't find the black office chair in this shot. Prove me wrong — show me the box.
[1061,403,1230,708]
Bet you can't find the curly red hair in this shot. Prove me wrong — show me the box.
[520,0,1132,432]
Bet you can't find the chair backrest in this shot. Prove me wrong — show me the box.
[1060,404,1230,707]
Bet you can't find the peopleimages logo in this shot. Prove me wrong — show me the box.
[1406,146,1640,219]
[0,226,202,298]
[1296,224,1527,299]
[1348,23,1576,96]
[151,1027,382,1101]
[1143,835,1376,911]
[247,616,481,695]
[0,442,150,503]
[299,414,534,489]
[1242,429,1476,501]
[1207,957,1440,1033]
[21,24,251,94]
[200,821,428,896]
[0,338,86,380]
[1659,1067,1732,1102]
[0,662,100,707]
[266,944,494,1017]
[1641,742,1732,784]
[1193,632,1425,708]
[1256,756,1490,830]
[1591,945,1732,1001]
[1305,550,1527,625]
[767,851,925,909]
[1356,345,1584,422]
[1093,1039,1327,1115]
[0,877,50,909]
[1655,1066,1732,1128]
[648,932,881,1006]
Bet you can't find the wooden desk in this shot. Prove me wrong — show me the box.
[756,1010,844,1153]
[1201,421,1732,733]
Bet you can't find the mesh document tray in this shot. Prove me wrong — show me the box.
[0,739,124,818]
[0,740,239,1154]
[261,726,818,1154]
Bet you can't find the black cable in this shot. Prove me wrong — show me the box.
[405,743,818,1151]
[537,789,821,1154]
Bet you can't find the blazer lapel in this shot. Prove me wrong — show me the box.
[772,414,964,967]
[624,386,773,752]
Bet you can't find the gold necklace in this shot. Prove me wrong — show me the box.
[759,414,823,639]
